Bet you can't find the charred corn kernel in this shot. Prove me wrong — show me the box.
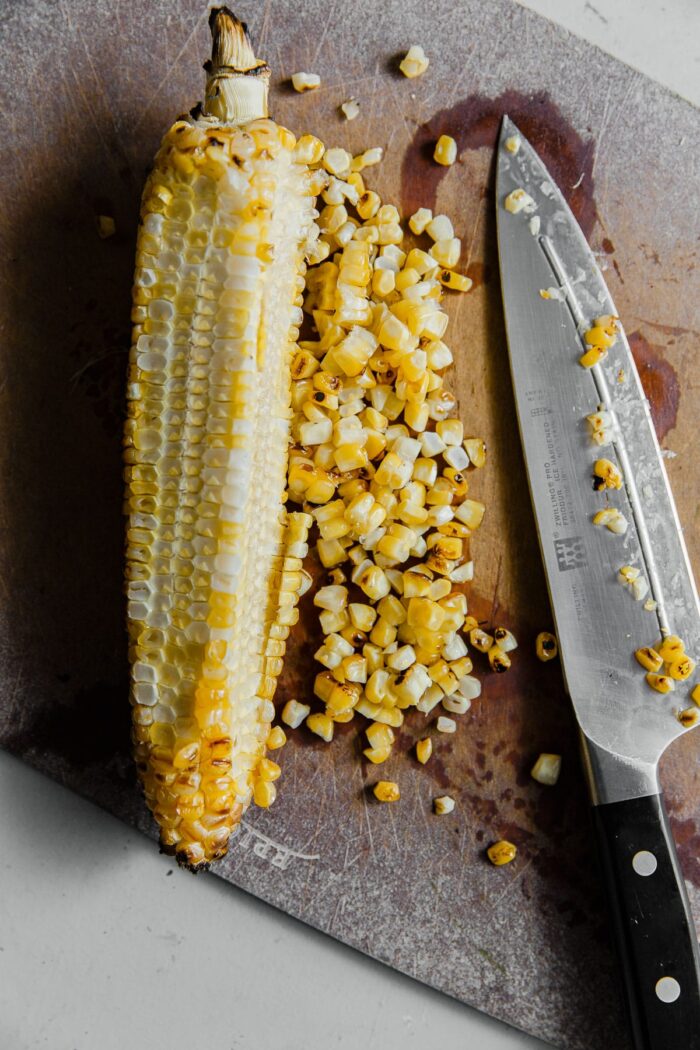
[291,71,320,92]
[416,737,433,764]
[357,190,380,220]
[254,780,277,808]
[340,98,360,121]
[646,672,674,694]
[399,44,429,78]
[409,208,433,234]
[504,134,521,154]
[282,699,311,729]
[668,655,695,681]
[434,135,457,166]
[531,753,561,786]
[488,840,517,866]
[692,684,700,706]
[126,12,319,869]
[580,346,607,368]
[678,707,699,728]
[469,628,493,653]
[536,632,558,661]
[488,645,511,673]
[438,269,472,291]
[658,635,685,661]
[306,712,335,742]
[592,507,628,534]
[635,646,663,673]
[593,458,623,490]
[434,795,455,815]
[373,780,400,802]
[504,188,535,214]
[267,726,287,749]
[493,628,517,653]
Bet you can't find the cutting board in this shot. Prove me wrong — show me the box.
[1,2,698,1047]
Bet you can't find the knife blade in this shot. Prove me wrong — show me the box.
[496,115,700,1049]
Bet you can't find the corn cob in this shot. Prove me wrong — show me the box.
[124,8,317,869]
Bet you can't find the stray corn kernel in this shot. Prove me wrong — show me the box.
[306,712,335,741]
[536,632,558,661]
[618,565,649,602]
[253,779,277,809]
[580,346,607,368]
[281,699,311,729]
[635,647,663,673]
[436,715,456,733]
[493,627,518,653]
[504,134,521,154]
[434,795,455,815]
[291,72,320,92]
[678,707,699,728]
[416,737,433,764]
[469,627,493,653]
[645,672,674,694]
[373,780,400,803]
[504,188,535,214]
[691,684,700,707]
[593,458,623,490]
[97,214,116,238]
[267,726,287,750]
[438,269,472,292]
[434,135,457,166]
[658,635,685,662]
[531,753,561,786]
[668,655,695,681]
[592,507,628,534]
[487,840,517,866]
[340,98,360,121]
[399,45,429,78]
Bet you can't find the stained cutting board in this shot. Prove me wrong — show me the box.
[1,2,698,1047]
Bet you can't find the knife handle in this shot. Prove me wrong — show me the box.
[593,792,700,1049]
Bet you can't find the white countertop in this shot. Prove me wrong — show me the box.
[2,3,699,1048]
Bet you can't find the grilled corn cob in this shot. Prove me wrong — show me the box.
[125,8,317,869]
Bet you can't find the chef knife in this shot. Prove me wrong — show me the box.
[496,115,700,1049]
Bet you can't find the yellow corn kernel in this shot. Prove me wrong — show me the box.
[438,269,472,292]
[488,645,511,673]
[692,684,700,707]
[658,635,685,661]
[306,712,335,741]
[584,325,616,349]
[291,71,321,92]
[487,840,517,866]
[364,746,392,764]
[434,135,457,166]
[267,726,287,750]
[366,722,395,750]
[592,507,628,534]
[536,632,558,661]
[373,780,400,802]
[416,737,433,764]
[645,672,675,694]
[407,597,445,631]
[635,646,663,673]
[258,757,282,782]
[430,239,461,269]
[253,779,278,808]
[281,699,311,729]
[469,628,493,653]
[593,458,623,490]
[580,346,607,368]
[668,655,695,681]
[678,707,700,728]
[399,44,429,78]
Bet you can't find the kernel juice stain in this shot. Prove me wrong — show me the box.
[628,330,680,440]
[401,90,596,239]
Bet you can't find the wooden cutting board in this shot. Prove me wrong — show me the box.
[1,2,698,1047]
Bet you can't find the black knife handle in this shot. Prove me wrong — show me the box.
[593,793,700,1049]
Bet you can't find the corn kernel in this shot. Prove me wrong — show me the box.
[436,715,456,733]
[438,269,472,292]
[254,779,277,808]
[531,753,561,786]
[579,345,607,368]
[487,840,517,866]
[281,699,311,729]
[645,672,674,694]
[267,726,287,750]
[416,737,433,764]
[635,646,663,673]
[692,684,700,707]
[658,635,685,661]
[434,135,457,166]
[593,458,623,490]
[399,45,429,78]
[668,655,695,681]
[536,632,558,661]
[306,712,335,741]
[373,780,400,802]
[434,795,455,815]
[409,208,433,234]
[469,628,493,653]
[488,645,511,673]
[364,746,392,764]
[291,71,320,92]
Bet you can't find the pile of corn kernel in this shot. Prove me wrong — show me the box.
[635,635,699,724]
[265,136,517,799]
